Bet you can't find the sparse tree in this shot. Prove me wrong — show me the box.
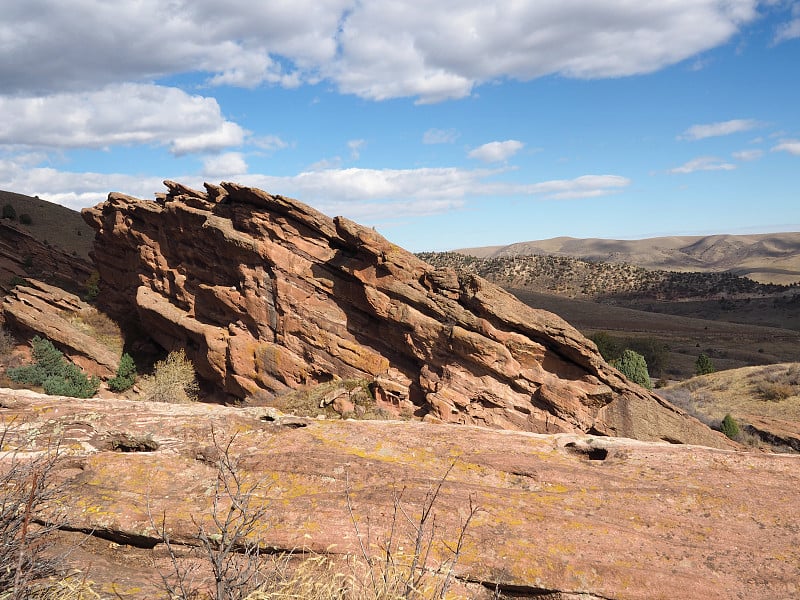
[612,349,652,389]
[721,413,740,440]
[108,352,137,392]
[695,352,715,375]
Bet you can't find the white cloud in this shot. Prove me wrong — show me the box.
[423,129,459,144]
[774,2,800,44]
[202,153,248,178]
[0,84,246,155]
[348,139,366,160]
[0,158,630,221]
[468,140,525,163]
[0,0,763,103]
[251,135,289,152]
[669,156,737,174]
[732,149,763,161]
[679,119,760,141]
[772,139,800,155]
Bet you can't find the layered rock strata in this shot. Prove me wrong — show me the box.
[83,181,727,446]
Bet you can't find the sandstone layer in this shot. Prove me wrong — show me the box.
[83,181,727,446]
[1,389,797,599]
[1,279,120,378]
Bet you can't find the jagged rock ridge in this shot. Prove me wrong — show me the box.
[83,181,728,447]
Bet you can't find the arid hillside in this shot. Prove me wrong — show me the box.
[0,189,95,260]
[456,232,800,285]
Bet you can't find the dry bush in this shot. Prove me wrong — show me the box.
[152,433,477,600]
[0,423,70,600]
[0,327,15,360]
[140,349,199,403]
[756,381,795,401]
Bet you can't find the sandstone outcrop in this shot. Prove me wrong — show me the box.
[2,279,120,378]
[83,181,728,447]
[1,389,798,599]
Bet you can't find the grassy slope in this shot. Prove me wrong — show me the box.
[0,189,95,259]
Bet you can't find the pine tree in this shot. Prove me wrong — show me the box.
[108,353,137,392]
[695,352,715,375]
[612,349,652,389]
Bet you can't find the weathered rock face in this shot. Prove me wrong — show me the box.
[2,279,120,378]
[0,219,93,293]
[1,389,798,600]
[83,181,727,447]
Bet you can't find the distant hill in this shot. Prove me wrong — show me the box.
[418,251,795,302]
[0,189,94,260]
[456,232,800,285]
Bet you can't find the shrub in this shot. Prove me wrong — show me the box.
[140,349,199,403]
[590,331,624,363]
[2,203,16,220]
[720,413,740,440]
[612,349,652,389]
[18,213,32,225]
[695,353,715,375]
[0,327,15,360]
[7,336,99,398]
[108,353,137,392]
[84,271,100,302]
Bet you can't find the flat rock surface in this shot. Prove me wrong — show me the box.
[1,389,797,599]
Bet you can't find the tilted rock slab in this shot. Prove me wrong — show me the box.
[1,390,798,599]
[83,181,727,446]
[2,279,119,378]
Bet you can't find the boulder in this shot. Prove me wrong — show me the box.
[82,181,729,447]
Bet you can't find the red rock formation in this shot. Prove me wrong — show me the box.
[1,389,797,599]
[2,279,120,378]
[82,181,728,447]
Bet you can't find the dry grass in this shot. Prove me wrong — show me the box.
[265,379,392,420]
[661,363,800,423]
[65,309,124,355]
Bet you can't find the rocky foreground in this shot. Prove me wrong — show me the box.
[81,181,726,447]
[1,389,798,599]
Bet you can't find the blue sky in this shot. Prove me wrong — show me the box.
[1,1,799,252]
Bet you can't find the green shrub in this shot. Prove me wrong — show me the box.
[612,349,652,389]
[7,336,99,398]
[695,352,715,375]
[590,331,624,362]
[2,203,16,220]
[140,348,198,403]
[108,353,137,392]
[18,213,32,225]
[721,413,740,440]
[84,271,100,302]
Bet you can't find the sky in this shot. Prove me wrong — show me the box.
[1,1,799,252]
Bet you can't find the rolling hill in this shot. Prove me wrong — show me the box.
[456,232,800,285]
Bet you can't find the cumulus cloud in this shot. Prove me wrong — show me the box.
[0,0,763,103]
[772,139,800,155]
[669,156,737,174]
[468,140,525,163]
[679,119,761,140]
[423,128,459,144]
[202,152,248,178]
[0,84,246,155]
